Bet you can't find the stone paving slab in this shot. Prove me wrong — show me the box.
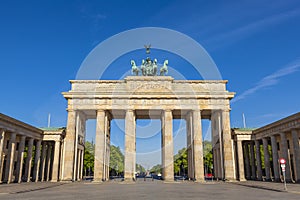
[229,180,300,194]
[0,182,65,194]
[0,181,299,200]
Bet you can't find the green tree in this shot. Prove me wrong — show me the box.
[83,142,146,177]
[150,164,162,174]
[203,140,213,174]
[136,163,146,174]
[109,145,124,176]
[174,148,188,175]
[83,141,94,176]
[172,141,213,176]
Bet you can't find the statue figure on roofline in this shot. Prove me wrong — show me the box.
[130,45,170,76]
[131,60,139,76]
[160,60,168,76]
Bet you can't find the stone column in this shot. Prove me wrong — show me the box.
[32,140,41,182]
[161,110,174,182]
[217,147,222,179]
[60,140,65,181]
[45,143,52,181]
[4,132,16,183]
[39,142,47,181]
[221,110,236,180]
[15,135,26,183]
[280,132,292,182]
[51,141,60,182]
[192,110,204,182]
[186,111,193,179]
[94,110,106,182]
[80,149,84,180]
[105,145,110,181]
[244,143,251,180]
[262,138,271,181]
[270,135,280,182]
[76,150,80,180]
[291,129,300,182]
[213,149,218,179]
[24,138,34,182]
[124,110,136,181]
[250,142,256,180]
[0,129,5,183]
[103,114,110,181]
[107,150,110,180]
[255,140,263,180]
[107,118,111,181]
[62,109,76,181]
[237,140,245,181]
[76,149,80,181]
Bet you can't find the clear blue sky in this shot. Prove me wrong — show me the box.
[1,0,300,168]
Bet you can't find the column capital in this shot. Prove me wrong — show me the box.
[192,109,201,113]
[192,109,201,111]
[262,137,270,141]
[126,109,136,115]
[221,109,231,113]
[20,135,26,142]
[36,140,42,144]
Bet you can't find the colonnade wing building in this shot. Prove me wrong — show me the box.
[61,76,237,182]
[0,113,65,184]
[232,112,300,183]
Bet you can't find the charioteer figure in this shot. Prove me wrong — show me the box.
[131,45,169,76]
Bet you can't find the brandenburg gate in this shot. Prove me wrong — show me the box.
[61,54,236,182]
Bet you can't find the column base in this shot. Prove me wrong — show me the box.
[163,178,174,182]
[225,179,238,182]
[92,178,104,183]
[193,179,205,183]
[61,178,74,182]
[163,181,175,184]
[123,178,135,182]
[163,177,174,182]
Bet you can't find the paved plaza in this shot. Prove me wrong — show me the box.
[0,180,299,200]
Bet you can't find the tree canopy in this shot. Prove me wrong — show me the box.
[150,164,162,174]
[174,147,188,175]
[109,145,124,176]
[83,141,94,175]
